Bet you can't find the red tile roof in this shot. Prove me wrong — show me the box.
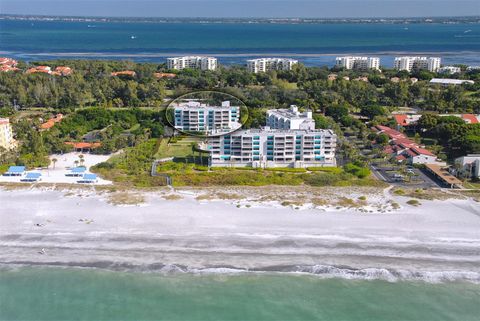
[40,114,63,130]
[393,115,409,126]
[462,114,479,124]
[65,142,102,149]
[0,57,18,66]
[53,66,73,76]
[410,146,435,157]
[40,120,55,130]
[154,72,176,79]
[111,71,136,77]
[374,125,437,161]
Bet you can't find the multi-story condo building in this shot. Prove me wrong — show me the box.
[247,58,298,73]
[394,56,441,72]
[335,56,380,70]
[167,56,217,71]
[267,105,315,130]
[173,101,240,135]
[438,66,461,74]
[0,118,16,151]
[208,128,337,168]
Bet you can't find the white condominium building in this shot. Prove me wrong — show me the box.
[267,105,315,130]
[208,128,337,168]
[394,56,441,72]
[247,58,298,73]
[0,118,16,151]
[438,66,461,74]
[167,56,217,70]
[335,56,380,70]
[173,101,240,135]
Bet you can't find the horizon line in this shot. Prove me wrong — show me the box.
[1,13,480,21]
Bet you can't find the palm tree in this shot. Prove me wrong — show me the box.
[74,160,79,168]
[79,154,85,166]
[51,158,58,169]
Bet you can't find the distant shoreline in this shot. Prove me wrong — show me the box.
[1,14,479,25]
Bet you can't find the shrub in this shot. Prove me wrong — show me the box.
[407,199,421,206]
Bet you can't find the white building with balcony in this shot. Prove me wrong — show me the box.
[208,128,336,168]
[438,66,461,74]
[267,105,315,130]
[394,56,441,72]
[454,154,480,179]
[167,56,217,70]
[247,58,298,73]
[0,118,16,151]
[173,101,240,135]
[335,56,380,70]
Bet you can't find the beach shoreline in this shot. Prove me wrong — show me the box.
[1,184,480,283]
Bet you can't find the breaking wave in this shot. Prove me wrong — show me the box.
[2,261,479,284]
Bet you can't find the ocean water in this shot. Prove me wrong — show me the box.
[1,20,480,66]
[1,267,480,321]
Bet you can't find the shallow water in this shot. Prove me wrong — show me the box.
[1,267,479,321]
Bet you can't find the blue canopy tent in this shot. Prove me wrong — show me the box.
[66,167,86,177]
[21,172,42,182]
[78,173,98,184]
[3,166,26,176]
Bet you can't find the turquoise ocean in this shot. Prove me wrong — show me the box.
[1,20,480,66]
[1,267,479,321]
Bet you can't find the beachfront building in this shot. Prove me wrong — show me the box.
[0,118,16,151]
[173,101,241,135]
[246,58,298,73]
[267,105,315,130]
[454,155,480,179]
[373,125,440,165]
[394,56,441,72]
[208,128,337,168]
[335,56,380,71]
[438,66,461,74]
[429,78,475,86]
[166,56,217,71]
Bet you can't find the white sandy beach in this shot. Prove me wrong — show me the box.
[1,185,479,282]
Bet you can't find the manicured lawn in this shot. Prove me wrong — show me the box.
[154,137,202,159]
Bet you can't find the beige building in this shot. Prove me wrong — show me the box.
[0,118,16,151]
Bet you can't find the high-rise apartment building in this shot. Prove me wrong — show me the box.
[247,58,298,73]
[173,101,240,135]
[335,56,380,70]
[394,56,441,72]
[167,56,217,70]
[208,128,336,168]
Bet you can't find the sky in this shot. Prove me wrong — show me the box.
[1,0,479,18]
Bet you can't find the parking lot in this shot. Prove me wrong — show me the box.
[370,163,440,188]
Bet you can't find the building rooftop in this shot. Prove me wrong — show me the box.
[7,166,26,173]
[174,101,238,110]
[430,78,474,85]
[227,127,335,135]
[25,172,42,179]
[267,105,312,120]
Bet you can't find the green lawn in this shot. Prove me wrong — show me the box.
[463,180,480,189]
[154,137,201,159]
